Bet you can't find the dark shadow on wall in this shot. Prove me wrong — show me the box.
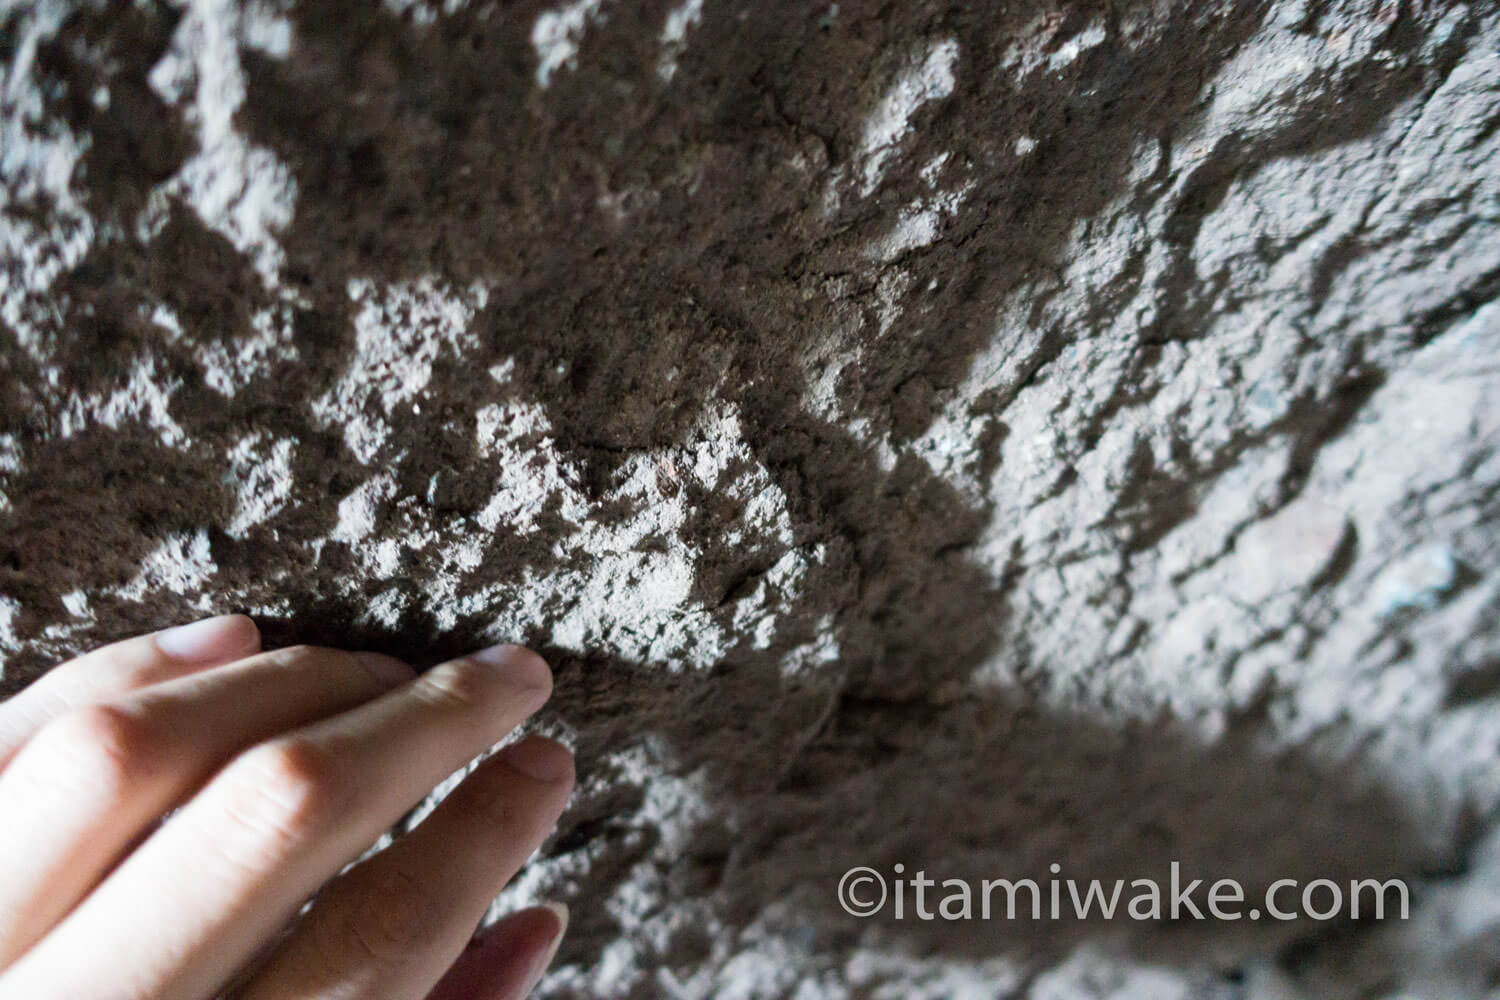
[0,0,1479,993]
[537,658,1451,992]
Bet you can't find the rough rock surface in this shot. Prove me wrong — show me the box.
[2,0,1499,996]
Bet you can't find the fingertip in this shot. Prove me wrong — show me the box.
[538,901,568,938]
[223,615,262,653]
[436,905,569,1000]
[525,902,568,991]
[153,614,261,662]
[468,644,554,701]
[495,735,574,785]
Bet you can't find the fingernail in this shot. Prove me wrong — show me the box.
[521,902,568,994]
[469,644,553,693]
[155,615,259,661]
[355,651,415,686]
[497,735,574,783]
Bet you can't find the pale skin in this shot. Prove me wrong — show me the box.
[0,613,575,1000]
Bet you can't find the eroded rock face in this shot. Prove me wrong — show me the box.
[2,0,1498,995]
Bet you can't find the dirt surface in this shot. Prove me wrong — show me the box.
[3,0,1499,996]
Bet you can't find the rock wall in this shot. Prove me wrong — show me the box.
[2,0,1499,996]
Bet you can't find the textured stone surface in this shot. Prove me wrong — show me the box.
[2,0,1499,995]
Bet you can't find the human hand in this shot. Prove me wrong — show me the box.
[0,614,573,1000]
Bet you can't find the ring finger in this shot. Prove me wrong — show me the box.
[235,735,573,1000]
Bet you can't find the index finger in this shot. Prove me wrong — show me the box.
[0,615,261,771]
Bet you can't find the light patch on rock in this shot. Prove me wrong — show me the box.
[855,38,959,195]
[110,530,219,604]
[1046,20,1107,73]
[148,0,298,285]
[0,3,97,356]
[0,596,20,656]
[55,356,188,447]
[199,303,300,397]
[1000,12,1107,84]
[361,587,408,629]
[1373,545,1462,618]
[475,399,565,535]
[846,949,1028,1000]
[59,589,90,618]
[657,0,704,83]
[0,435,23,475]
[532,0,606,87]
[312,277,487,463]
[331,474,399,548]
[472,399,807,665]
[906,406,992,499]
[225,434,296,538]
[867,179,972,261]
[1027,946,1195,1000]
[382,0,470,26]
